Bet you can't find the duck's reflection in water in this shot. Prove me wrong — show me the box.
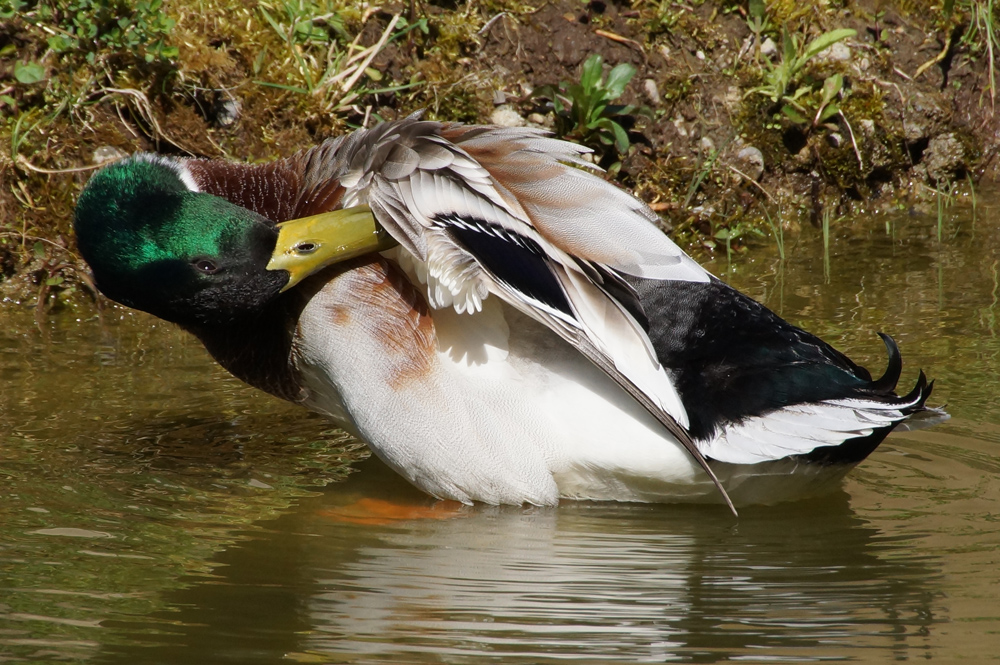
[101,456,942,664]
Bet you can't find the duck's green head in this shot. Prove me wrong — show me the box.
[75,155,289,326]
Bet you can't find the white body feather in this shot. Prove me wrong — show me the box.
[291,258,871,506]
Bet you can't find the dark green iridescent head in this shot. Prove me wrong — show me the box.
[74,155,289,326]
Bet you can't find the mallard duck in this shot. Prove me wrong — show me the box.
[74,115,939,512]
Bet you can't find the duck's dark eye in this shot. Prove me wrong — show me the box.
[193,258,220,274]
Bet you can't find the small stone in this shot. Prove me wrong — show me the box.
[690,204,715,218]
[492,90,507,105]
[827,132,843,148]
[760,37,777,57]
[859,119,876,135]
[700,136,715,153]
[490,105,525,127]
[643,78,661,105]
[672,116,689,138]
[724,86,741,111]
[923,132,966,183]
[735,145,765,180]
[92,146,127,165]
[248,478,273,489]
[904,91,951,142]
[526,112,552,128]
[818,42,851,62]
[213,97,241,128]
[793,145,815,169]
[695,50,706,61]
[659,45,671,62]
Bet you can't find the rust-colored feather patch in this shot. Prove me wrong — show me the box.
[310,258,437,391]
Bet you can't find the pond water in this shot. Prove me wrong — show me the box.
[2,191,999,663]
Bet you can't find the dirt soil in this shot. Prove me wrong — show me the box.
[1,0,997,314]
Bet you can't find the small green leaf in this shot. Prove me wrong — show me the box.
[820,73,844,106]
[604,63,637,99]
[787,85,811,102]
[580,54,603,92]
[782,30,797,64]
[14,61,45,84]
[45,276,64,287]
[254,80,310,94]
[253,48,268,75]
[610,121,630,153]
[802,28,856,62]
[818,103,840,123]
[781,105,808,124]
[46,35,75,52]
[33,242,45,259]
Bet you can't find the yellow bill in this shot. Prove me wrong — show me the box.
[267,205,397,291]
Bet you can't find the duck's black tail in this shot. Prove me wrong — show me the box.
[633,277,943,467]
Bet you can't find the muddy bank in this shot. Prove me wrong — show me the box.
[1,0,996,312]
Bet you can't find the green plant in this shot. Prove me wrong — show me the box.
[967,172,978,230]
[8,0,179,64]
[932,180,956,242]
[684,144,725,208]
[747,27,856,131]
[533,54,651,167]
[714,220,764,277]
[762,205,785,261]
[747,0,770,62]
[821,206,833,283]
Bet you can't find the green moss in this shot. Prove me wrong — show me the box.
[734,85,788,168]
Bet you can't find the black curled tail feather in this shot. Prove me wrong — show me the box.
[902,371,933,411]
[867,335,933,415]
[870,332,903,393]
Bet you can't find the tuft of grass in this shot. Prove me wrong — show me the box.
[957,0,999,111]
[968,172,978,230]
[685,147,721,209]
[762,206,785,261]
[931,181,956,242]
[714,219,764,279]
[532,54,651,170]
[821,207,833,283]
[254,2,425,111]
[746,25,856,119]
